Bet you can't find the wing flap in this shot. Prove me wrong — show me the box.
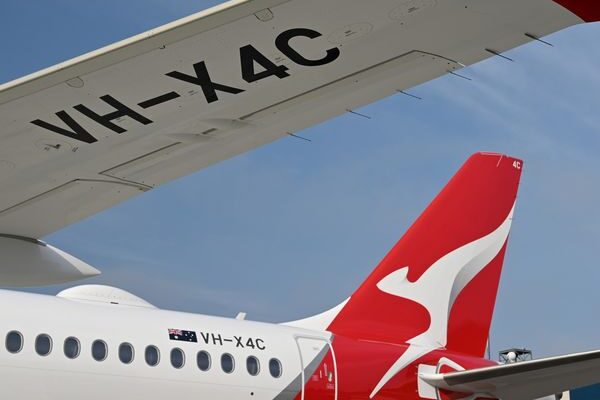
[420,350,600,399]
[0,180,147,238]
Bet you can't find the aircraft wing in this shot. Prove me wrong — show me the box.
[0,0,596,284]
[420,350,600,400]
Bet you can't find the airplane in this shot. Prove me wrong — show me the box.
[1,0,600,399]
[4,151,600,400]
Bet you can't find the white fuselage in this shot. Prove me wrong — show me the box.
[0,288,331,400]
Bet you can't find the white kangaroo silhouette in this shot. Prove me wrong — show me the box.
[370,204,515,398]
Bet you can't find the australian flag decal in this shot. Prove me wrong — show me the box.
[168,328,198,342]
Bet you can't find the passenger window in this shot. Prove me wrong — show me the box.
[269,358,282,378]
[197,350,211,371]
[246,356,260,376]
[221,353,235,374]
[145,345,160,367]
[6,331,23,354]
[35,334,52,356]
[64,337,80,359]
[92,340,108,361]
[119,343,134,364]
[171,348,185,369]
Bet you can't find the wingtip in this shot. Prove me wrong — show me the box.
[553,1,600,22]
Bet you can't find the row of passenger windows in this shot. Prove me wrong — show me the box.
[6,331,282,378]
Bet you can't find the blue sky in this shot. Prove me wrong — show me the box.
[2,1,600,359]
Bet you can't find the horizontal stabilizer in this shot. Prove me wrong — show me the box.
[0,235,100,286]
[420,350,600,400]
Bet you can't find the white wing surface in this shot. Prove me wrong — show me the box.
[0,0,588,284]
[0,0,585,239]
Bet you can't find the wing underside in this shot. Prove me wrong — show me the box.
[0,0,589,285]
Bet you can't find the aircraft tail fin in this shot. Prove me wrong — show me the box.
[290,153,523,358]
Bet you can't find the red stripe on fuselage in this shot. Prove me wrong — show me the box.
[554,0,600,22]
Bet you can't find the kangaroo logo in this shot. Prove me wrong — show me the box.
[369,204,515,398]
